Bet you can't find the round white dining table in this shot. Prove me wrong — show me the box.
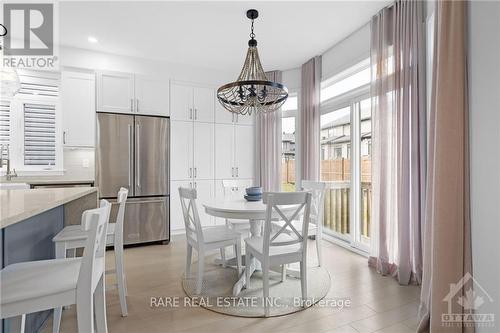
[203,198,297,296]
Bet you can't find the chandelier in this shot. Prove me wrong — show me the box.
[217,9,288,115]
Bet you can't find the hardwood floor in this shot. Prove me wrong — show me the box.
[42,236,420,333]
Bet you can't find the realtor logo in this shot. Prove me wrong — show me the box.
[442,272,495,328]
[1,2,58,69]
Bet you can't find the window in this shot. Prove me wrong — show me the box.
[0,101,10,162]
[23,103,57,166]
[282,94,298,111]
[281,116,296,191]
[319,59,372,252]
[2,70,62,174]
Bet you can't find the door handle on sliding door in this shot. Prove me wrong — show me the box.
[136,124,141,188]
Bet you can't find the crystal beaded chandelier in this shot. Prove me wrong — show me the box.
[217,9,288,115]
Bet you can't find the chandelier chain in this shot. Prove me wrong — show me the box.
[250,19,255,40]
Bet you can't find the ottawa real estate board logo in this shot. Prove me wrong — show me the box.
[1,2,59,69]
[442,272,495,328]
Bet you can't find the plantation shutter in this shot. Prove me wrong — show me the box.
[24,103,56,166]
[0,100,9,160]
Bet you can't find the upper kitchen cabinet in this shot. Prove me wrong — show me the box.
[96,70,134,114]
[170,82,214,122]
[215,98,254,125]
[61,70,96,147]
[134,75,170,116]
[97,70,170,116]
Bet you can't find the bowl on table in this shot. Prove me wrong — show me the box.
[244,187,263,201]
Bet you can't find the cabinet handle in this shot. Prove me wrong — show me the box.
[63,131,67,144]
[130,98,134,112]
[136,99,139,113]
[236,167,239,177]
[189,167,192,178]
[189,108,193,119]
[194,108,198,120]
[194,167,197,178]
[231,167,234,177]
[194,182,197,189]
[128,125,132,188]
[136,124,141,188]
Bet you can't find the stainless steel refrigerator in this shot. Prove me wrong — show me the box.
[96,112,169,245]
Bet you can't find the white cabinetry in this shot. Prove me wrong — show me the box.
[96,70,169,116]
[170,82,214,122]
[215,100,254,125]
[215,123,254,180]
[61,71,96,147]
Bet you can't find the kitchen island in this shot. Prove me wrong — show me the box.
[0,187,98,333]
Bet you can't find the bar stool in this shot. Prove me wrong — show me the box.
[52,188,129,332]
[0,200,111,333]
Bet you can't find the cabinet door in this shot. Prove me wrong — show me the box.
[215,97,234,124]
[170,83,193,121]
[61,71,95,146]
[135,75,170,116]
[235,112,255,126]
[193,122,214,180]
[193,180,214,226]
[193,86,214,123]
[215,124,235,179]
[170,121,193,181]
[170,180,192,232]
[96,71,134,113]
[234,125,254,179]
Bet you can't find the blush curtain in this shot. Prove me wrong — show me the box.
[369,0,426,285]
[418,1,473,331]
[299,56,322,182]
[254,70,282,192]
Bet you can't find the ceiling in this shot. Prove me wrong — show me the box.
[60,1,389,72]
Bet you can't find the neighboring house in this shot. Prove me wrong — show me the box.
[282,132,295,160]
[320,113,372,160]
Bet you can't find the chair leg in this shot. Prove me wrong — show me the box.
[300,260,308,307]
[76,287,94,333]
[235,242,242,275]
[9,315,25,333]
[196,251,205,295]
[316,232,323,267]
[220,247,226,268]
[263,265,270,317]
[52,307,62,333]
[115,244,128,317]
[185,244,193,278]
[281,264,287,282]
[245,246,252,289]
[94,275,108,333]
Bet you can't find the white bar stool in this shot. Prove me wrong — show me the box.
[52,188,129,332]
[0,200,111,333]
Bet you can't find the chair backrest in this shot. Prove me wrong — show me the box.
[78,199,111,293]
[221,179,252,198]
[114,187,129,247]
[301,181,326,229]
[262,192,312,257]
[178,187,203,245]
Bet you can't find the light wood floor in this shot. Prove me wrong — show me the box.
[43,236,420,333]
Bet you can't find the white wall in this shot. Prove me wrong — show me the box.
[468,1,500,331]
[60,46,234,86]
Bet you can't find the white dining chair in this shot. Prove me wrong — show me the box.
[245,191,312,317]
[52,187,129,331]
[179,187,242,294]
[277,181,326,266]
[0,200,111,333]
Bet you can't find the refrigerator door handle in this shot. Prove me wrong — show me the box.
[128,124,132,188]
[136,124,141,188]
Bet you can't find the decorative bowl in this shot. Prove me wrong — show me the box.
[244,194,262,202]
[245,187,263,196]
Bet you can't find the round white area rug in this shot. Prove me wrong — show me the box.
[181,259,331,317]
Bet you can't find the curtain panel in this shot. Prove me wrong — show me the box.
[254,70,283,192]
[299,56,322,182]
[418,1,473,331]
[369,0,426,285]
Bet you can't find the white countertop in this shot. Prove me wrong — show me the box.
[0,187,98,229]
[0,176,94,185]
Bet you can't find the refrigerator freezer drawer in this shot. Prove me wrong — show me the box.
[109,196,169,245]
